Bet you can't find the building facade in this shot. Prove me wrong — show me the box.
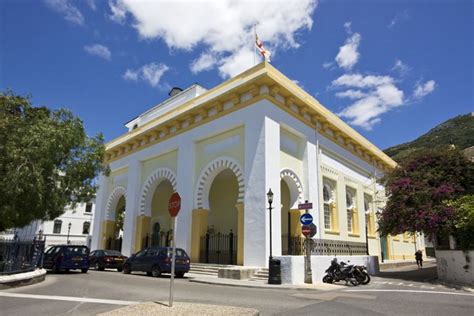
[91,62,422,266]
[7,202,95,248]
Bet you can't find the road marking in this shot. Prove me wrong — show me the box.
[0,292,138,305]
[345,289,474,297]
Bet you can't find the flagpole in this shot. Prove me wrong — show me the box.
[254,24,257,66]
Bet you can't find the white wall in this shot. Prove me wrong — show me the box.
[277,255,379,284]
[436,250,474,286]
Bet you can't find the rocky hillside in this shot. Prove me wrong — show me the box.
[384,113,474,162]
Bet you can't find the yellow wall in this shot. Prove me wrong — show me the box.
[195,126,244,181]
[149,180,174,235]
[208,169,239,234]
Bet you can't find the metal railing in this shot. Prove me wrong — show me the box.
[199,231,237,265]
[0,236,45,275]
[282,236,367,256]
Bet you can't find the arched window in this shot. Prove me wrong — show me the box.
[364,194,374,236]
[53,220,62,234]
[323,183,334,230]
[346,188,356,233]
[82,221,90,234]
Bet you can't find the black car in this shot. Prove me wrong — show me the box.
[89,249,127,272]
[43,245,90,273]
[123,247,190,278]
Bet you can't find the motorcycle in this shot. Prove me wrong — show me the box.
[342,261,371,285]
[322,258,359,286]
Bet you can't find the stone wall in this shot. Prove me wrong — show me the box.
[436,250,474,286]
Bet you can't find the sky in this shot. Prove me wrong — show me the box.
[1,0,472,150]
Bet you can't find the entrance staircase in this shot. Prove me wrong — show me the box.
[189,263,268,281]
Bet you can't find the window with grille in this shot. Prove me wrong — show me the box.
[85,203,93,213]
[53,220,62,234]
[82,221,90,234]
[364,195,373,235]
[323,183,333,230]
[346,189,355,233]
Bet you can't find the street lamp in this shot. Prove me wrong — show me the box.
[67,222,72,245]
[365,210,370,255]
[266,189,281,284]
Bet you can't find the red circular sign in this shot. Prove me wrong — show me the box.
[168,192,181,217]
[302,225,311,237]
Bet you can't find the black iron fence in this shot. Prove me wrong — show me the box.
[106,237,122,252]
[282,236,367,256]
[0,237,45,275]
[142,230,172,250]
[199,231,237,265]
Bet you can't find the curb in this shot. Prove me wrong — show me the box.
[0,268,47,289]
[189,277,344,291]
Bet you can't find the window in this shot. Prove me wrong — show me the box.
[364,195,374,235]
[346,188,356,233]
[323,183,334,230]
[53,220,62,234]
[85,203,93,213]
[82,221,90,234]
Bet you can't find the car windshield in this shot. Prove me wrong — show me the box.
[104,250,122,256]
[45,246,56,254]
[65,246,88,255]
[167,248,187,257]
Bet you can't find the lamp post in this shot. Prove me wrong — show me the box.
[67,222,72,245]
[365,211,370,255]
[267,189,274,260]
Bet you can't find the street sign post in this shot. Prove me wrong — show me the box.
[300,213,313,226]
[168,192,181,308]
[299,200,313,284]
[309,223,317,237]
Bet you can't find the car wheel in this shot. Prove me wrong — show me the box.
[175,271,185,278]
[81,268,88,273]
[94,262,100,270]
[123,264,131,274]
[151,265,161,278]
[117,267,123,272]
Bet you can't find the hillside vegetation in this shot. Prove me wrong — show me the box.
[384,113,474,162]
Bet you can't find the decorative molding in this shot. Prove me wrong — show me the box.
[280,169,304,208]
[139,168,177,216]
[105,186,126,220]
[195,156,244,209]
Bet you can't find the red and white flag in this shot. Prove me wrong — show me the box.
[255,34,271,62]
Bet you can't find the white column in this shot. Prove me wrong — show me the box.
[244,114,281,267]
[176,139,195,254]
[303,140,321,238]
[91,174,108,250]
[122,160,141,257]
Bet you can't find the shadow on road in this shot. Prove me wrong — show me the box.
[377,262,438,283]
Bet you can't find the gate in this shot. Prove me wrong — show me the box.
[106,237,122,252]
[281,235,305,255]
[199,231,237,265]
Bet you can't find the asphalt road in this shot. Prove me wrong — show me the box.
[1,263,473,316]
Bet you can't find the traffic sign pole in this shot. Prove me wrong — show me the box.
[167,192,181,308]
[299,200,313,284]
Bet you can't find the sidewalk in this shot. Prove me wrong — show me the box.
[0,268,46,289]
[186,273,345,291]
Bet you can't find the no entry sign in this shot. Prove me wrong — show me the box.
[302,225,311,237]
[168,192,181,217]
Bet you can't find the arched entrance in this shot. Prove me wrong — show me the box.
[192,157,244,265]
[103,186,126,251]
[136,167,177,251]
[280,169,304,255]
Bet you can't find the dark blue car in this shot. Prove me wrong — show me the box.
[123,247,190,278]
[43,245,90,273]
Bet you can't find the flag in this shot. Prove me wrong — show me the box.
[255,34,271,62]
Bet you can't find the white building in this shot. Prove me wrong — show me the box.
[10,202,95,248]
[91,62,423,266]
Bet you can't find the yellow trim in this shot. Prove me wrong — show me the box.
[290,209,305,237]
[368,236,377,239]
[190,209,209,262]
[101,220,116,249]
[331,202,339,232]
[236,203,244,265]
[134,215,151,253]
[348,233,360,237]
[325,230,340,235]
[104,62,397,171]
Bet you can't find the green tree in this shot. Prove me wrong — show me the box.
[0,91,109,231]
[378,147,474,247]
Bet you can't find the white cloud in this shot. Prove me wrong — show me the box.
[413,80,436,99]
[190,53,217,74]
[332,74,394,88]
[344,21,352,34]
[333,73,404,130]
[392,59,410,77]
[108,0,317,78]
[123,62,169,88]
[86,0,96,11]
[388,11,409,29]
[84,44,111,61]
[322,61,333,69]
[44,0,84,26]
[335,33,361,70]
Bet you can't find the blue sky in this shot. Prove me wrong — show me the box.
[1,0,472,150]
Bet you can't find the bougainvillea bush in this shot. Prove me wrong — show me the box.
[378,148,474,249]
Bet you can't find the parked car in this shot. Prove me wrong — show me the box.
[123,247,190,278]
[89,249,127,272]
[43,245,90,273]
